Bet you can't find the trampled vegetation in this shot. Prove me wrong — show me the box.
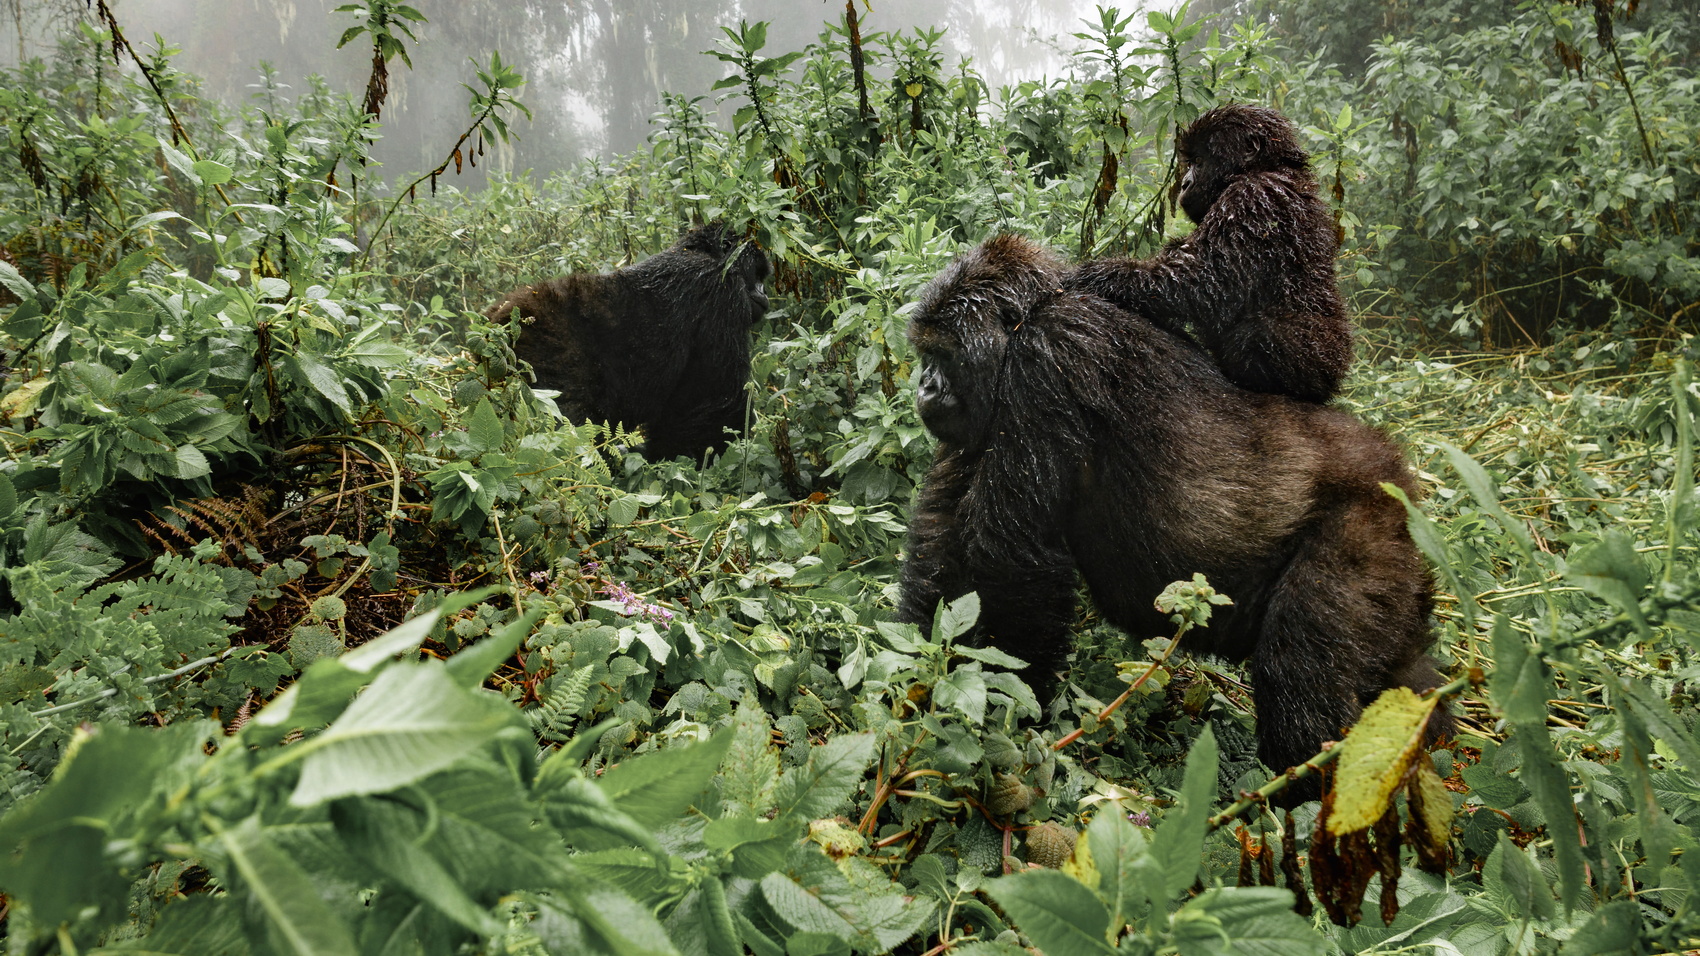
[0,1,1698,953]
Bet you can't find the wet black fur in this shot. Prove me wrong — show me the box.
[483,222,770,460]
[902,235,1448,784]
[1071,104,1353,403]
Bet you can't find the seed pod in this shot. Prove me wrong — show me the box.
[986,771,1033,816]
[1024,822,1078,869]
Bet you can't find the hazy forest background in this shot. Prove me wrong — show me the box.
[0,1,1698,954]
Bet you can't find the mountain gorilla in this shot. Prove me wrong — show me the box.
[900,235,1448,783]
[1071,104,1353,403]
[483,221,770,460]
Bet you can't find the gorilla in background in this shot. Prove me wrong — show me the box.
[1071,104,1353,403]
[483,222,770,461]
[901,235,1448,783]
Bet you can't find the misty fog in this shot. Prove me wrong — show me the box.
[2,0,1138,185]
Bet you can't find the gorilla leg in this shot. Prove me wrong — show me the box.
[1249,498,1444,787]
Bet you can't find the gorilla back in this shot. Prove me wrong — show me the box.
[484,222,770,461]
[901,234,1447,779]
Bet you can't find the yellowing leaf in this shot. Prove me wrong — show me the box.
[1328,687,1438,835]
[0,377,48,418]
[1406,757,1454,871]
[905,82,923,97]
[1062,826,1098,887]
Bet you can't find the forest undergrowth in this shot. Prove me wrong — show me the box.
[0,1,1697,953]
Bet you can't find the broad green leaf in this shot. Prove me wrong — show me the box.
[770,733,876,822]
[1485,832,1554,922]
[539,773,664,853]
[192,158,234,185]
[0,722,210,926]
[466,397,505,456]
[214,816,358,956]
[935,663,988,725]
[1173,887,1328,956]
[673,877,743,956]
[424,761,577,889]
[1084,805,1157,932]
[1564,529,1650,640]
[596,728,734,828]
[574,849,688,905]
[933,591,980,643]
[759,870,861,940]
[0,259,36,301]
[293,351,353,416]
[573,886,683,956]
[1559,899,1642,956]
[1383,482,1475,630]
[608,494,641,525]
[1329,687,1437,834]
[985,870,1117,956]
[1152,724,1218,900]
[93,895,246,954]
[283,661,520,806]
[330,796,504,935]
[718,698,780,815]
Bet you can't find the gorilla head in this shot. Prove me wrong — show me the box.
[483,221,771,461]
[1174,104,1310,223]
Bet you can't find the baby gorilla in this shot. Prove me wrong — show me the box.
[901,234,1448,783]
[483,222,770,460]
[1072,104,1352,403]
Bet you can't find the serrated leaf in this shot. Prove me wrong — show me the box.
[1084,806,1157,932]
[1330,687,1437,834]
[1565,529,1650,640]
[214,816,358,956]
[770,733,875,822]
[1486,832,1554,922]
[1174,887,1328,955]
[329,796,504,935]
[95,894,246,954]
[283,661,520,806]
[1152,724,1218,900]
[539,772,663,853]
[597,728,734,828]
[1559,899,1642,956]
[720,698,780,815]
[985,870,1117,956]
[466,397,505,456]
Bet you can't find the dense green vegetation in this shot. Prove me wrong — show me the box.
[0,1,1697,953]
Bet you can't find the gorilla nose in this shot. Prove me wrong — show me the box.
[751,286,769,316]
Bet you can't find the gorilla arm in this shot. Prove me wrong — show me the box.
[899,331,1084,677]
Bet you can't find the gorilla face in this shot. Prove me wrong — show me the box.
[916,350,977,447]
[683,222,771,322]
[908,235,1066,451]
[738,243,771,320]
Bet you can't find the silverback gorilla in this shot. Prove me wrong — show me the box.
[900,234,1448,780]
[483,222,770,460]
[1071,104,1353,403]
